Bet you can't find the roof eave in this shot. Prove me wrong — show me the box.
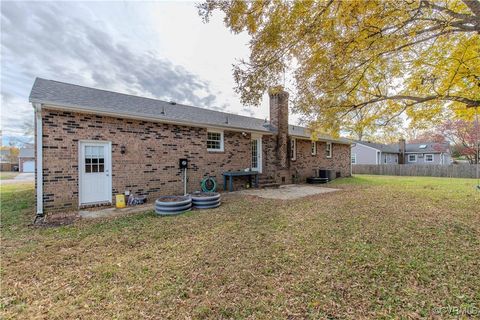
[34,100,274,135]
[290,134,352,145]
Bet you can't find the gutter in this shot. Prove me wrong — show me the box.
[29,100,274,136]
[289,134,352,145]
[33,103,43,219]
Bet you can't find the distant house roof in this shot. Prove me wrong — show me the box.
[19,148,34,158]
[405,142,449,153]
[355,140,449,154]
[355,141,399,153]
[29,78,350,144]
[289,125,351,143]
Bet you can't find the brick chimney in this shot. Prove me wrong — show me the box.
[269,87,289,168]
[398,138,406,164]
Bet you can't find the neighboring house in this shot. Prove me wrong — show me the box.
[18,147,35,173]
[351,139,451,165]
[403,142,452,165]
[0,149,13,171]
[0,148,18,171]
[350,141,399,165]
[29,78,351,216]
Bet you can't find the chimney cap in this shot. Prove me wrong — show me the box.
[268,86,289,97]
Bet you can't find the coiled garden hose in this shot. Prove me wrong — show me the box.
[200,177,217,192]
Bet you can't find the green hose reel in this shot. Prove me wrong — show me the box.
[200,177,217,192]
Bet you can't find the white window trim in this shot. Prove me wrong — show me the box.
[251,134,263,173]
[408,154,417,162]
[425,154,434,162]
[207,129,224,152]
[311,141,317,155]
[351,153,357,164]
[290,138,296,161]
[326,142,332,158]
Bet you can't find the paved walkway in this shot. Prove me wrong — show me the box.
[236,184,339,200]
[1,173,35,185]
[79,203,151,219]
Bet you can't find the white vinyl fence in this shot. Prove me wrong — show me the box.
[352,164,478,179]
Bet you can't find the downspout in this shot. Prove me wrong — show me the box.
[34,103,43,220]
[350,143,355,177]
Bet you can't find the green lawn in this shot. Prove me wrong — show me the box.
[0,172,18,180]
[1,176,479,319]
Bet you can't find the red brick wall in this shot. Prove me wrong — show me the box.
[291,139,351,179]
[41,109,253,213]
[262,136,351,185]
[40,109,351,214]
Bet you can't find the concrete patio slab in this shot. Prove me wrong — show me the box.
[236,184,339,200]
[79,203,151,219]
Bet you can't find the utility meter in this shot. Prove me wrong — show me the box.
[179,158,188,169]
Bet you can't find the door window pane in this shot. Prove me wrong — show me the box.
[85,145,105,173]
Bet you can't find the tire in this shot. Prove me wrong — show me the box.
[191,191,220,201]
[155,195,191,207]
[155,195,192,216]
[155,202,192,212]
[306,177,329,184]
[193,199,220,206]
[156,207,192,216]
[191,192,221,202]
[194,202,221,209]
[191,192,221,209]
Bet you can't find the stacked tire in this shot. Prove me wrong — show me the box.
[191,192,221,209]
[306,177,329,184]
[155,195,192,216]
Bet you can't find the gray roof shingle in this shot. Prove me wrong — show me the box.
[29,78,351,144]
[405,142,450,153]
[355,141,399,153]
[29,78,271,133]
[355,140,449,153]
[19,148,35,158]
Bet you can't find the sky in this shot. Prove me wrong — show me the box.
[1,1,289,145]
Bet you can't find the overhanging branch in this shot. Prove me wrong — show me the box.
[347,94,480,109]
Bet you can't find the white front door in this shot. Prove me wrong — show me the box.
[251,135,262,173]
[79,141,112,205]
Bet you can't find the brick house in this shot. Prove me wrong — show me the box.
[18,147,35,172]
[29,78,351,216]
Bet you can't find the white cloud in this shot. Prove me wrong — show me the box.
[1,1,301,142]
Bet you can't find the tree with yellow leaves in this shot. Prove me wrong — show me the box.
[199,0,480,135]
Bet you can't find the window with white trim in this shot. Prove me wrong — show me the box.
[84,146,105,173]
[311,141,317,155]
[425,154,434,162]
[326,142,332,158]
[290,138,296,161]
[351,153,356,164]
[207,130,224,151]
[408,154,417,162]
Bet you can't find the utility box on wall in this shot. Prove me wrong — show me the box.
[179,158,188,169]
